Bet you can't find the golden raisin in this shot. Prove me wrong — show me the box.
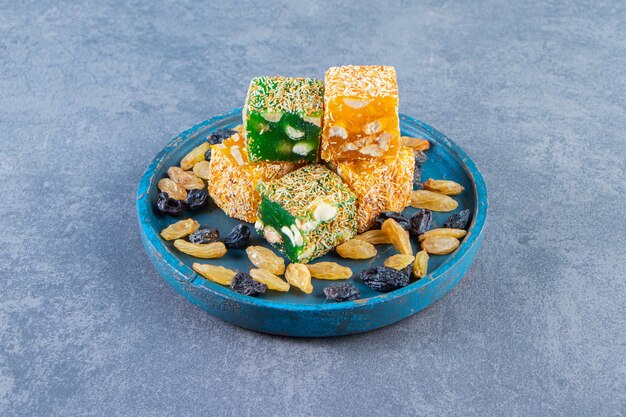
[158,178,188,201]
[422,179,464,195]
[306,262,352,280]
[418,228,467,242]
[173,240,227,258]
[335,239,377,259]
[354,229,392,245]
[285,263,313,294]
[160,218,199,241]
[413,250,429,278]
[192,160,211,180]
[420,236,460,255]
[384,254,415,271]
[168,166,205,190]
[250,268,290,292]
[246,246,286,275]
[181,142,211,170]
[381,218,413,255]
[411,190,458,212]
[401,136,430,151]
[192,263,236,285]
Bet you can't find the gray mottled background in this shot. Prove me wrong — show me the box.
[1,0,625,416]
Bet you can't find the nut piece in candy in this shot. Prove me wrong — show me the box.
[192,263,236,285]
[249,268,290,292]
[306,262,352,280]
[181,142,211,170]
[381,218,413,255]
[413,250,429,278]
[420,236,460,255]
[160,218,200,241]
[422,179,465,196]
[384,254,415,271]
[158,178,187,201]
[285,263,313,294]
[411,190,458,212]
[336,239,377,260]
[173,240,227,259]
[246,246,286,275]
[418,228,467,242]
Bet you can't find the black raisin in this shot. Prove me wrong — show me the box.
[409,209,432,237]
[189,228,219,244]
[323,283,360,302]
[374,212,410,230]
[204,147,212,162]
[224,224,250,249]
[360,266,410,292]
[185,188,209,210]
[413,151,427,185]
[443,209,471,229]
[156,192,184,216]
[230,272,267,296]
[208,128,236,145]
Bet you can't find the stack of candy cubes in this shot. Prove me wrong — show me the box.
[209,66,415,262]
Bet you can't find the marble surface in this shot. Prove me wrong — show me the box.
[1,1,625,415]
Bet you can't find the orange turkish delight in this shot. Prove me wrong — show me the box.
[321,65,400,162]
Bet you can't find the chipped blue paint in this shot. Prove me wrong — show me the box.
[136,109,488,337]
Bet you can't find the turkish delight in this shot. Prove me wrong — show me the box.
[321,65,400,161]
[244,76,324,163]
[208,126,301,223]
[256,165,357,263]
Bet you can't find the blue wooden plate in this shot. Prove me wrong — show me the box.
[137,109,488,337]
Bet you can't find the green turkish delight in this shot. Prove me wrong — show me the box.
[256,165,357,263]
[243,76,324,163]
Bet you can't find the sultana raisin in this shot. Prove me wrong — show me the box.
[192,263,236,285]
[423,179,465,196]
[411,190,458,212]
[381,218,413,255]
[413,250,429,278]
[360,266,410,292]
[335,239,377,260]
[192,160,211,180]
[168,166,205,190]
[160,218,199,241]
[285,263,313,294]
[246,246,286,275]
[354,229,391,245]
[249,268,290,292]
[443,209,471,229]
[420,236,460,255]
[180,142,211,170]
[409,209,432,237]
[158,178,188,201]
[384,254,415,271]
[230,272,267,296]
[173,240,227,258]
[306,262,352,280]
[401,136,430,151]
[418,228,467,242]
[323,283,360,302]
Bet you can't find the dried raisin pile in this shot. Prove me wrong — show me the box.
[224,224,250,249]
[185,188,209,210]
[208,128,236,145]
[188,228,219,244]
[409,209,432,237]
[156,192,184,216]
[443,209,471,229]
[360,266,410,292]
[323,283,360,302]
[230,272,267,296]
[374,212,410,230]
